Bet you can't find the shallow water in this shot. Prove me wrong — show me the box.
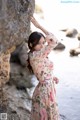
[49,33,80,120]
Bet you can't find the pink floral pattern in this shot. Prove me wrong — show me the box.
[29,42,59,120]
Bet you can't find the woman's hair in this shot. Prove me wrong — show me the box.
[27,31,45,73]
[28,31,45,51]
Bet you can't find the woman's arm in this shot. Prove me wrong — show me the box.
[31,16,49,35]
[31,16,58,44]
[31,16,58,57]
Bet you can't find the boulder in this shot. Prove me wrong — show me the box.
[0,0,35,54]
[11,42,29,66]
[77,33,80,41]
[10,63,38,88]
[54,42,65,50]
[70,48,80,56]
[0,1,36,118]
[66,28,78,37]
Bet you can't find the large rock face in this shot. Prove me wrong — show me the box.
[0,1,36,119]
[0,0,35,53]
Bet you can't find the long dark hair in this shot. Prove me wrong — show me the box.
[27,31,45,73]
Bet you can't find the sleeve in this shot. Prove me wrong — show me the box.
[40,33,58,57]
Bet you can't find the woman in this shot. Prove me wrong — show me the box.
[28,16,59,120]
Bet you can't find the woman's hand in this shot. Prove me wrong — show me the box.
[53,76,59,84]
[46,33,58,46]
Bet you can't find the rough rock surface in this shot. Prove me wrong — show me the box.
[0,0,35,54]
[0,0,36,119]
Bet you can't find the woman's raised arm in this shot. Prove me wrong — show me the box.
[31,16,49,35]
[31,16,58,46]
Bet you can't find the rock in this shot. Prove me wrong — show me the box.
[66,28,78,37]
[60,28,68,32]
[0,0,36,119]
[10,63,38,89]
[0,54,10,86]
[0,63,38,119]
[0,0,35,54]
[70,48,80,56]
[11,42,29,66]
[0,87,8,113]
[54,42,65,50]
[18,42,29,66]
[10,40,43,99]
[10,42,29,66]
[2,84,32,120]
[77,33,80,41]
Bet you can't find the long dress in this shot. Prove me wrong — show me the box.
[29,42,59,120]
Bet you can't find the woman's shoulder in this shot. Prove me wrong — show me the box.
[29,51,39,59]
[30,51,44,62]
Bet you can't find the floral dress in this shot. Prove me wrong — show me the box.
[29,41,59,120]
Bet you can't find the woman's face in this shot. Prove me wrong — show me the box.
[34,36,46,51]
